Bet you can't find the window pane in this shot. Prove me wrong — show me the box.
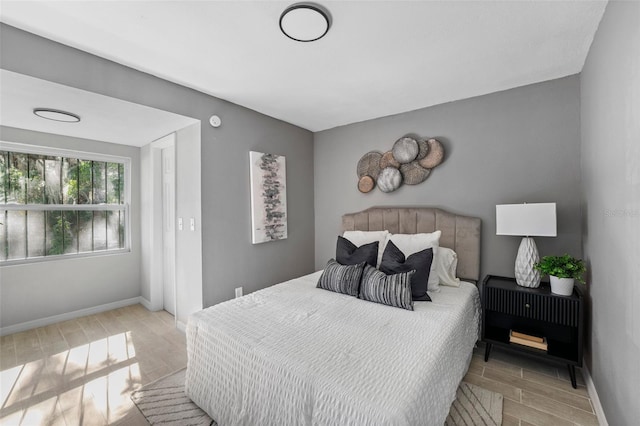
[1,148,127,263]
[93,211,107,251]
[64,211,79,255]
[119,210,125,247]
[107,210,122,249]
[119,164,124,204]
[0,210,7,261]
[7,210,26,260]
[46,211,74,256]
[0,151,8,204]
[44,156,62,204]
[27,211,46,258]
[7,152,27,204]
[78,210,93,253]
[93,161,106,204]
[106,162,122,204]
[78,160,92,204]
[27,155,45,204]
[63,158,78,204]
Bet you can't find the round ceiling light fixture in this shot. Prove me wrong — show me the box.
[33,108,81,123]
[279,3,331,42]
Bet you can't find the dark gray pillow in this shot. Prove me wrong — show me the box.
[359,264,415,311]
[380,241,433,301]
[317,259,364,297]
[336,236,378,267]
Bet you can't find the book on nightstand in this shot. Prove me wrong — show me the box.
[509,330,548,351]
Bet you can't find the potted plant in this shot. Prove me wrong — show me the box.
[535,254,586,296]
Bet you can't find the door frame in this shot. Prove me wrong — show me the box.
[148,133,177,321]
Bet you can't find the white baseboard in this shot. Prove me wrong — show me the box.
[582,363,608,426]
[176,320,187,333]
[0,297,142,336]
[139,296,153,311]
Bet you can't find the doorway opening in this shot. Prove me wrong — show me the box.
[146,133,177,319]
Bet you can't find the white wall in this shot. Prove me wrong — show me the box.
[0,126,141,333]
[580,1,640,424]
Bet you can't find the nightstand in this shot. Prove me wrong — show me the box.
[480,275,584,388]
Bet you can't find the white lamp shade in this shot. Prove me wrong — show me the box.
[496,203,557,237]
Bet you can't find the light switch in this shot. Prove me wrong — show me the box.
[190,218,195,231]
[178,217,183,230]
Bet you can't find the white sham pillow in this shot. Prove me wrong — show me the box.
[342,230,389,267]
[388,231,441,291]
[436,247,461,287]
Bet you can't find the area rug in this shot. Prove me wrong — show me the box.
[132,369,503,426]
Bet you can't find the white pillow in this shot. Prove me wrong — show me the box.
[436,247,461,287]
[388,231,441,291]
[342,230,389,267]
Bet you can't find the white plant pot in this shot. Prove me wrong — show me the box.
[550,276,575,296]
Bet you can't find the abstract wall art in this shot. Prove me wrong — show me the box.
[356,136,446,193]
[249,151,288,244]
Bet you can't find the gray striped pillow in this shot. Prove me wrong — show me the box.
[317,259,364,297]
[359,264,415,311]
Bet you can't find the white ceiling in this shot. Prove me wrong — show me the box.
[0,1,607,132]
[0,70,197,147]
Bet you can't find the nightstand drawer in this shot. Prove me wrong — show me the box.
[484,287,579,327]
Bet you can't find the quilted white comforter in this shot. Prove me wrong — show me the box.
[185,271,480,426]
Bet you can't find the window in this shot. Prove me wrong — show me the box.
[0,142,130,264]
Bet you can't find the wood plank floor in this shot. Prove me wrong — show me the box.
[1,305,599,425]
[467,343,599,426]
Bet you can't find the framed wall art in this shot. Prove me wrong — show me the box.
[249,151,288,244]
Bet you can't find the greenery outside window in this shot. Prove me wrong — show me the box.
[0,142,130,264]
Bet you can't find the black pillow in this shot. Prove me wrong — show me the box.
[336,236,378,267]
[380,240,433,301]
[359,264,414,311]
[317,259,364,297]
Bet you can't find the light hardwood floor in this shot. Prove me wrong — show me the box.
[467,343,599,426]
[1,305,599,425]
[0,305,184,425]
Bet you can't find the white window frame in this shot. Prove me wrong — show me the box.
[0,141,131,266]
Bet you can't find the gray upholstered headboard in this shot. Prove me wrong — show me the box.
[342,207,482,283]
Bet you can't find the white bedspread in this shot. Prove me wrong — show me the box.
[185,271,480,426]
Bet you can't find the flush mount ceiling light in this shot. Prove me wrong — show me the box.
[33,108,81,123]
[279,3,331,42]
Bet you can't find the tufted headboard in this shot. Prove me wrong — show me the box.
[342,207,482,283]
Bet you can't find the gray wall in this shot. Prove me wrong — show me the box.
[0,126,141,327]
[580,2,640,425]
[0,24,315,312]
[314,76,583,277]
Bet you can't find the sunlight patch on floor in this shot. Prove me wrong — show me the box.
[0,331,140,425]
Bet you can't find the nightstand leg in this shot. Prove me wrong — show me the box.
[484,343,492,362]
[568,365,577,389]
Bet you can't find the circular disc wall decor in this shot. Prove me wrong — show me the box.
[377,167,403,193]
[392,137,419,164]
[400,161,431,185]
[357,175,375,193]
[416,138,429,160]
[418,138,445,169]
[357,151,383,179]
[354,134,447,193]
[379,151,400,169]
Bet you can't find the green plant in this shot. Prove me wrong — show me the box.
[535,254,586,283]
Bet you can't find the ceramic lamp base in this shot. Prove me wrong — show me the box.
[515,237,541,288]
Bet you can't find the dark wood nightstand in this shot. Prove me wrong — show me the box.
[480,275,584,388]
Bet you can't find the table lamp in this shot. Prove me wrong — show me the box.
[496,203,557,288]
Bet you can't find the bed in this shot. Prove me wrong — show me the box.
[185,207,482,425]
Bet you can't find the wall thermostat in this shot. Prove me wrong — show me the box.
[209,115,222,128]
